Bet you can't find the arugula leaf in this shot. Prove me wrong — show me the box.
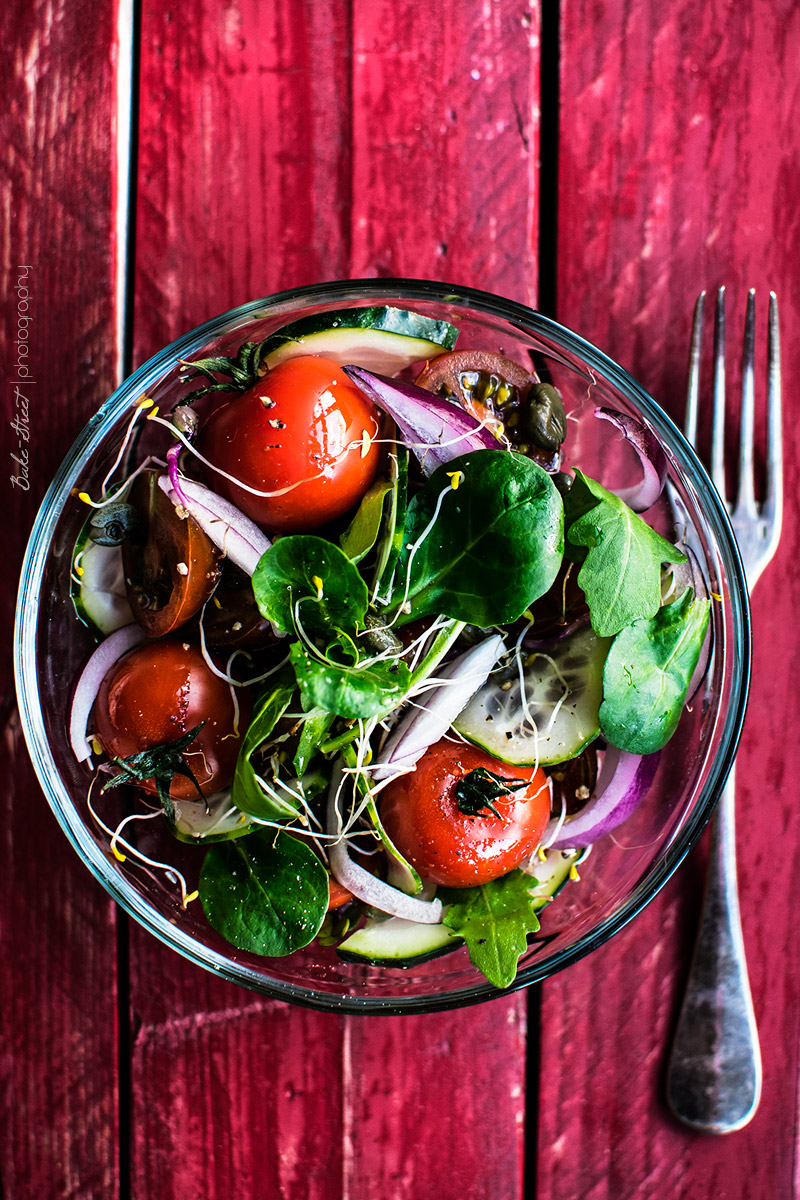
[441,870,543,988]
[252,535,368,636]
[395,450,564,626]
[599,588,710,753]
[339,479,394,563]
[290,641,411,719]
[199,829,329,956]
[565,470,686,637]
[231,670,299,819]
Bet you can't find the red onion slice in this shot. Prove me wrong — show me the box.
[343,366,498,474]
[372,634,506,781]
[521,612,590,652]
[326,762,443,923]
[69,623,147,762]
[157,474,271,578]
[595,407,668,511]
[547,747,660,849]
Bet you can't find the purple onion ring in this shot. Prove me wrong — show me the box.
[344,365,498,474]
[595,407,668,511]
[69,623,147,762]
[547,746,661,849]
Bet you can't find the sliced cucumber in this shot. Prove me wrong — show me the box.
[454,625,611,766]
[171,791,255,843]
[526,848,580,907]
[335,850,580,967]
[337,915,461,967]
[263,306,459,374]
[71,526,134,637]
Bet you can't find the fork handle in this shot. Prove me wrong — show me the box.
[666,765,762,1132]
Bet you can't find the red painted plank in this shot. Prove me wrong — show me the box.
[1,0,123,1195]
[539,3,800,1197]
[132,0,352,366]
[128,4,541,1199]
[129,5,353,1197]
[342,1006,527,1199]
[349,0,540,307]
[344,9,541,1199]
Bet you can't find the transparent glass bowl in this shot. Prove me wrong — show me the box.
[14,279,750,1014]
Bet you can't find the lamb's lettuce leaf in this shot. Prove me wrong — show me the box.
[394,450,564,626]
[200,829,328,956]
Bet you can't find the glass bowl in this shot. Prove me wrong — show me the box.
[14,279,750,1014]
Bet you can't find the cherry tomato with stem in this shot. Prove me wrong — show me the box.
[93,640,251,801]
[380,739,550,887]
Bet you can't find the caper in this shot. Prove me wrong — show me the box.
[172,404,200,438]
[89,502,142,546]
[521,383,567,451]
[361,612,403,655]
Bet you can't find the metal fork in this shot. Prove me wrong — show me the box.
[666,287,782,1132]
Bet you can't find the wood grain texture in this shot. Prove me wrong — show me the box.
[132,0,352,365]
[538,3,800,1197]
[349,0,540,305]
[1,0,122,1196]
[128,4,540,1198]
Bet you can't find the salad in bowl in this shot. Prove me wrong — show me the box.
[15,281,750,1012]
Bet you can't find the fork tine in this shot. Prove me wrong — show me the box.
[734,289,758,517]
[685,291,705,447]
[711,286,727,500]
[763,291,783,538]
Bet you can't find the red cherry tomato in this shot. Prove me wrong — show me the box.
[199,355,382,533]
[380,740,550,887]
[327,878,355,911]
[93,641,250,800]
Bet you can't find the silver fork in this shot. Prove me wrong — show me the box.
[666,287,782,1132]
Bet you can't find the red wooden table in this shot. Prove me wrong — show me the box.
[3,3,799,1196]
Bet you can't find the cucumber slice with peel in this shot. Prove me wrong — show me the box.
[337,917,460,967]
[172,791,255,843]
[71,527,134,637]
[454,625,611,766]
[335,849,580,967]
[262,306,459,374]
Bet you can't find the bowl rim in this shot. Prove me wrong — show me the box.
[14,276,752,1014]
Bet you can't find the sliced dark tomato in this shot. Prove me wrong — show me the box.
[122,470,221,637]
[328,878,355,911]
[201,563,277,650]
[545,746,599,817]
[416,350,567,469]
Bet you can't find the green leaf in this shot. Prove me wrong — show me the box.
[339,479,394,563]
[441,870,543,988]
[290,642,411,719]
[199,829,329,956]
[342,744,422,894]
[252,535,369,637]
[565,470,686,637]
[231,670,299,819]
[293,709,336,777]
[599,588,710,753]
[396,450,564,626]
[372,445,408,594]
